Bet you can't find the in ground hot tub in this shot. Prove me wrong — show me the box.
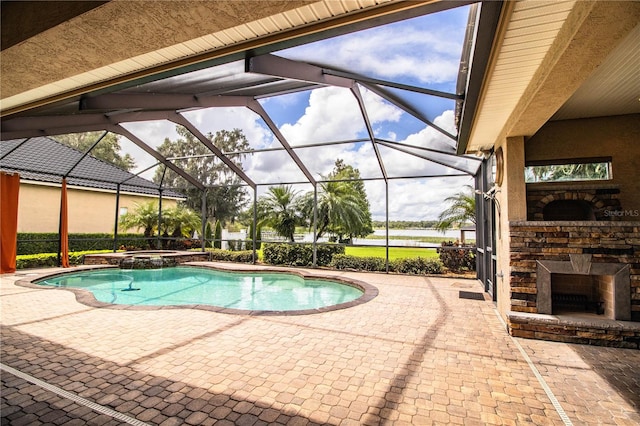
[83,250,210,269]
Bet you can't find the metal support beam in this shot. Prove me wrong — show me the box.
[63,131,108,178]
[247,54,352,88]
[109,124,205,191]
[376,139,477,175]
[362,82,457,142]
[201,189,207,252]
[80,93,251,111]
[385,181,389,274]
[313,184,318,267]
[322,69,462,100]
[351,84,387,182]
[113,184,120,252]
[157,187,164,250]
[253,187,258,264]
[170,113,256,189]
[247,99,316,185]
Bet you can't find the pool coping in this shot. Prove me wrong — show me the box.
[14,262,379,316]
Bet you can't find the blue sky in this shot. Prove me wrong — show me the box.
[121,4,475,222]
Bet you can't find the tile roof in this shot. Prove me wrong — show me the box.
[0,136,184,198]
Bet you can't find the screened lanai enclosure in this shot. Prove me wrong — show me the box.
[1,1,502,274]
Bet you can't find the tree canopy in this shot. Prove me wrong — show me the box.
[54,132,136,171]
[255,159,373,242]
[434,185,476,231]
[154,126,250,224]
[257,185,302,242]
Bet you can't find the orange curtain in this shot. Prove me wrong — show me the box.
[0,172,20,273]
[60,178,70,268]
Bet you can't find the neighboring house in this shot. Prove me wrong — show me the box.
[0,137,185,233]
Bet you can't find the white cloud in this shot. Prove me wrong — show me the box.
[116,103,474,221]
[279,86,401,144]
[280,24,463,84]
[181,108,274,149]
[363,175,474,222]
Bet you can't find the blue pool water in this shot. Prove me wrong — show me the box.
[36,267,364,311]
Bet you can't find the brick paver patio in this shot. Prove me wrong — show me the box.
[1,263,638,425]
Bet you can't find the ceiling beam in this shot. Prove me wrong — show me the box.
[247,54,352,88]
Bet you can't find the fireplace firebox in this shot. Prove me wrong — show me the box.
[536,254,631,321]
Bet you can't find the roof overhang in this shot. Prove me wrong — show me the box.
[1,0,473,118]
[456,0,640,155]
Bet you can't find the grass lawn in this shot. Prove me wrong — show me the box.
[345,246,439,260]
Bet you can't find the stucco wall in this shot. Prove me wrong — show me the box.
[17,182,179,233]
[525,114,640,218]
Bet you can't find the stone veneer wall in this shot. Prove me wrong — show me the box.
[509,221,639,318]
[508,221,640,347]
[83,252,210,266]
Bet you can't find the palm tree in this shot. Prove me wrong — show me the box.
[257,185,301,242]
[435,185,476,232]
[163,205,202,238]
[299,180,366,241]
[119,201,159,238]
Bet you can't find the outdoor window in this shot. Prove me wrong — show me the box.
[525,158,611,183]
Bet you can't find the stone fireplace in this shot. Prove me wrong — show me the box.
[536,254,630,320]
[508,221,640,348]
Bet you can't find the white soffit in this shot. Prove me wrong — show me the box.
[0,0,395,113]
[466,0,576,152]
[552,23,640,121]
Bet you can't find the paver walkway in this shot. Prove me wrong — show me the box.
[1,264,638,425]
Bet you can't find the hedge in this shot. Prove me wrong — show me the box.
[17,233,148,255]
[207,248,254,263]
[329,255,386,272]
[262,243,345,267]
[16,250,114,269]
[436,241,476,272]
[330,254,443,275]
[390,257,443,275]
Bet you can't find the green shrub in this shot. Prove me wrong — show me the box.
[330,254,443,275]
[214,221,222,249]
[437,241,476,272]
[330,254,385,271]
[247,223,262,251]
[17,233,147,255]
[204,222,213,248]
[208,249,254,263]
[389,257,443,274]
[16,250,114,269]
[262,243,344,267]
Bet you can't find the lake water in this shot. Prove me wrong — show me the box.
[353,228,472,248]
[228,228,474,248]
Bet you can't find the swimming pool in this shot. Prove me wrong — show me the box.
[34,266,375,314]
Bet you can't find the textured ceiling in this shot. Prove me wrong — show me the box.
[1,0,440,116]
